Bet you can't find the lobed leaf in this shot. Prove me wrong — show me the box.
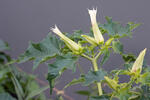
[100,16,140,38]
[47,53,78,94]
[19,33,62,70]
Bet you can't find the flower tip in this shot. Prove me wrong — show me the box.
[143,48,147,52]
[88,8,97,14]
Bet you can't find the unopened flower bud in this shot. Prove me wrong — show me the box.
[81,35,97,46]
[105,38,114,46]
[131,48,147,73]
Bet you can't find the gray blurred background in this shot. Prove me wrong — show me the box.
[0,0,150,99]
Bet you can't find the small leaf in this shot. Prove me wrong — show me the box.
[0,40,10,51]
[0,52,11,64]
[64,77,84,89]
[75,90,90,96]
[112,41,123,54]
[122,53,136,62]
[0,67,10,80]
[84,69,107,86]
[101,49,110,66]
[11,73,24,100]
[25,85,49,100]
[89,95,110,100]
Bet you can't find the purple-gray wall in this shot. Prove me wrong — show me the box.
[0,0,150,99]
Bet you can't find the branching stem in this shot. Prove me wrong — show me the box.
[82,51,103,96]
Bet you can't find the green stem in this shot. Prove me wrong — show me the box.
[95,51,102,60]
[81,53,103,96]
[81,54,92,61]
[92,58,103,96]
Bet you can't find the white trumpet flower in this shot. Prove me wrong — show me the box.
[88,8,104,44]
[51,25,83,54]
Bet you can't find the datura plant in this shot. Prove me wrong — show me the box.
[1,8,150,100]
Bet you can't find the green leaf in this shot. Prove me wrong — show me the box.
[64,77,84,89]
[75,90,90,96]
[117,87,132,100]
[0,40,10,51]
[139,85,150,100]
[47,53,78,94]
[101,49,110,66]
[0,52,11,64]
[24,75,46,100]
[19,33,62,70]
[122,53,136,62]
[11,72,24,100]
[89,95,110,100]
[25,85,49,100]
[84,69,107,86]
[0,93,16,100]
[0,67,10,80]
[100,16,140,38]
[112,41,123,54]
[139,72,150,85]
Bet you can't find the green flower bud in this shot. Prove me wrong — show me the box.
[81,35,97,46]
[51,25,83,54]
[105,38,114,46]
[131,48,147,73]
[104,76,119,90]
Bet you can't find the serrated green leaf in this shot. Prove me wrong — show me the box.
[112,41,123,54]
[89,95,110,100]
[84,69,107,86]
[0,40,10,51]
[47,53,78,94]
[100,16,140,38]
[19,33,62,70]
[64,77,84,89]
[0,93,16,100]
[101,49,110,66]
